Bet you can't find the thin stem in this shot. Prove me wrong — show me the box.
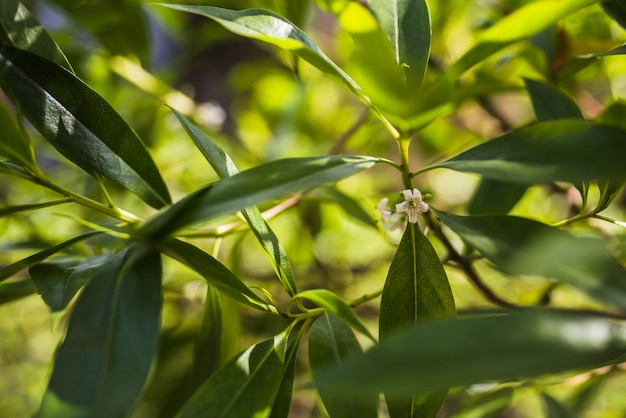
[397,137,414,189]
[349,288,383,307]
[457,306,626,321]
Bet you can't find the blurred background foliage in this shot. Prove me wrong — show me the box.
[1,0,626,416]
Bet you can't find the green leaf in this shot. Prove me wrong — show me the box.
[524,78,584,121]
[0,279,35,305]
[269,323,305,418]
[294,289,376,343]
[368,0,431,91]
[315,311,626,396]
[139,155,377,237]
[179,330,289,418]
[433,210,626,310]
[190,284,223,392]
[0,198,71,218]
[0,44,171,208]
[309,312,378,418]
[453,387,514,418]
[542,393,577,418]
[0,101,35,167]
[379,223,455,418]
[39,246,162,418]
[29,255,111,312]
[161,239,271,312]
[596,181,623,212]
[431,120,626,185]
[0,0,72,70]
[172,108,297,296]
[0,232,100,284]
[602,0,626,29]
[468,180,527,215]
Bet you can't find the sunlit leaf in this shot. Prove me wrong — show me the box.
[295,289,376,342]
[379,223,455,418]
[39,246,162,418]
[309,312,378,418]
[30,255,112,312]
[0,232,100,284]
[172,108,297,296]
[160,239,270,312]
[315,311,626,396]
[139,155,377,237]
[179,330,289,418]
[0,279,35,305]
[431,120,626,185]
[453,387,514,418]
[433,210,626,310]
[0,0,72,70]
[0,44,171,208]
[542,393,577,418]
[0,101,35,167]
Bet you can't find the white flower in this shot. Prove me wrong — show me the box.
[377,198,402,231]
[395,188,429,224]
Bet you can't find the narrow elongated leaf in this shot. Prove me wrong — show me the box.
[431,120,626,185]
[0,198,70,218]
[161,239,270,312]
[596,181,623,212]
[368,0,431,90]
[524,78,584,121]
[0,232,100,283]
[295,289,376,342]
[29,255,111,312]
[0,279,35,305]
[379,223,455,418]
[0,0,72,70]
[315,311,626,396]
[0,44,171,208]
[180,330,288,418]
[172,109,297,295]
[39,246,162,418]
[140,155,377,237]
[468,180,527,215]
[190,284,223,392]
[433,210,626,310]
[0,101,35,167]
[270,323,306,418]
[309,313,378,418]
[542,393,577,418]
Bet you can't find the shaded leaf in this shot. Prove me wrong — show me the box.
[161,239,270,312]
[542,393,577,418]
[468,180,527,215]
[309,312,378,418]
[0,232,100,284]
[0,101,35,167]
[379,222,455,418]
[0,198,71,218]
[315,311,626,396]
[0,44,171,208]
[172,108,297,295]
[269,323,306,418]
[295,289,376,342]
[596,181,623,212]
[0,279,35,305]
[139,155,377,237]
[602,0,626,29]
[39,246,162,418]
[433,210,626,310]
[453,387,514,418]
[29,255,111,312]
[179,330,289,418]
[0,0,72,70]
[190,284,223,392]
[431,120,626,185]
[524,78,584,121]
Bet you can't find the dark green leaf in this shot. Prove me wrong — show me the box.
[161,239,270,312]
[315,311,626,396]
[379,223,455,418]
[433,210,626,310]
[368,0,430,91]
[190,284,223,392]
[468,180,527,215]
[0,198,71,218]
[453,387,514,418]
[179,330,289,418]
[598,100,626,130]
[172,108,297,295]
[524,78,584,121]
[0,0,72,70]
[602,0,626,29]
[295,289,376,342]
[542,393,577,418]
[0,44,171,208]
[0,232,100,284]
[39,246,162,418]
[269,323,305,418]
[431,120,626,185]
[139,155,377,237]
[0,101,35,167]
[309,313,378,418]
[0,279,35,305]
[590,44,626,57]
[29,255,111,312]
[596,181,623,212]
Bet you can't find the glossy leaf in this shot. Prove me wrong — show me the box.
[431,120,626,185]
[39,247,162,418]
[602,0,626,29]
[0,101,35,167]
[139,155,377,237]
[161,239,270,312]
[179,330,288,418]
[379,222,455,418]
[29,255,111,312]
[434,210,626,310]
[368,0,431,91]
[0,279,35,305]
[315,311,626,396]
[524,78,584,121]
[542,393,577,418]
[0,0,72,70]
[0,232,100,284]
[309,312,378,418]
[295,289,376,342]
[0,44,171,208]
[172,108,297,296]
[269,324,305,418]
[190,284,223,392]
